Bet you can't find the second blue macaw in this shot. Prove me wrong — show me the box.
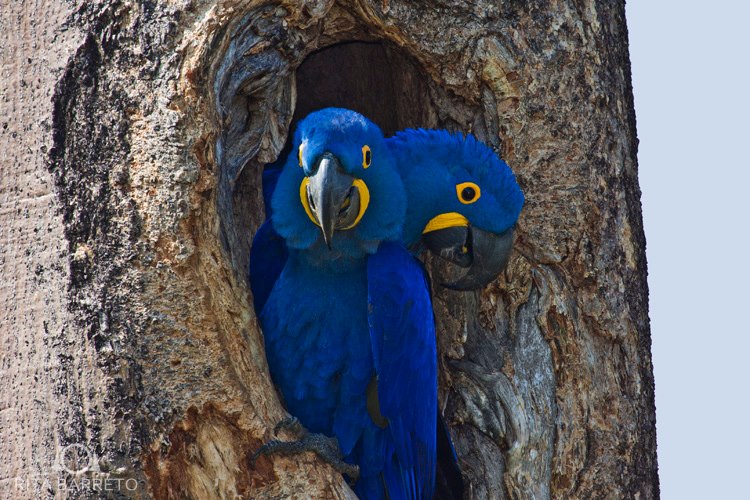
[257,108,437,499]
[385,128,524,289]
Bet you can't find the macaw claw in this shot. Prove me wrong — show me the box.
[253,420,360,482]
[273,416,304,437]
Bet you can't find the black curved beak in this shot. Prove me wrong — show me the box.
[423,225,515,290]
[306,153,355,249]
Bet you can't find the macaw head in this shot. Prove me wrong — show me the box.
[271,108,406,259]
[387,129,524,290]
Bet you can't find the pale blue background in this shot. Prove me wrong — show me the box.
[627,1,750,497]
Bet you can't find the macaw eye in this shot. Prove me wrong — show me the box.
[298,144,304,167]
[362,145,372,169]
[456,182,481,204]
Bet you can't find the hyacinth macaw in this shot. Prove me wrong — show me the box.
[385,128,524,289]
[255,108,437,499]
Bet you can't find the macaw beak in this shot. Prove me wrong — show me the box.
[305,153,358,249]
[422,218,514,290]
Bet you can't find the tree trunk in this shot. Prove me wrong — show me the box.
[1,0,657,499]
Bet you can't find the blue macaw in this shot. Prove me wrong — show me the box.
[385,128,524,289]
[256,108,437,499]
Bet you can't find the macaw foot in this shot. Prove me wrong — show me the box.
[272,416,305,437]
[253,418,360,481]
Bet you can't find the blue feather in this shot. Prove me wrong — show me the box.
[248,165,285,314]
[368,242,436,499]
[248,218,287,314]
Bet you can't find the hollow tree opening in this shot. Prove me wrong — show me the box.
[293,41,435,137]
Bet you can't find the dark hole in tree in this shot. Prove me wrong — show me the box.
[295,41,434,136]
[232,41,438,277]
[272,41,437,177]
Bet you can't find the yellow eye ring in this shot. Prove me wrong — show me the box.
[362,145,372,169]
[456,182,481,204]
[298,144,304,167]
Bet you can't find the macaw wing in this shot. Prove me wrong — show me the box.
[367,242,437,500]
[249,219,288,314]
[261,162,283,218]
[249,166,287,314]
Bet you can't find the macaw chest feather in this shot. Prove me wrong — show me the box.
[260,254,374,435]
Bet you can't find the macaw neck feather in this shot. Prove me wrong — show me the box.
[291,245,368,273]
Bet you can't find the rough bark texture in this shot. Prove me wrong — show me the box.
[1,0,657,499]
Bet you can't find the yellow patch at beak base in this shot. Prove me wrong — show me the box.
[299,177,318,227]
[422,212,469,234]
[343,179,370,229]
[299,177,370,230]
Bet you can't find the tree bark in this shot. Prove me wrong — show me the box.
[0,0,657,499]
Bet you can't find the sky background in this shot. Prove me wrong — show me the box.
[626,1,750,497]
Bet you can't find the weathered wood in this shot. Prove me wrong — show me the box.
[1,0,657,498]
